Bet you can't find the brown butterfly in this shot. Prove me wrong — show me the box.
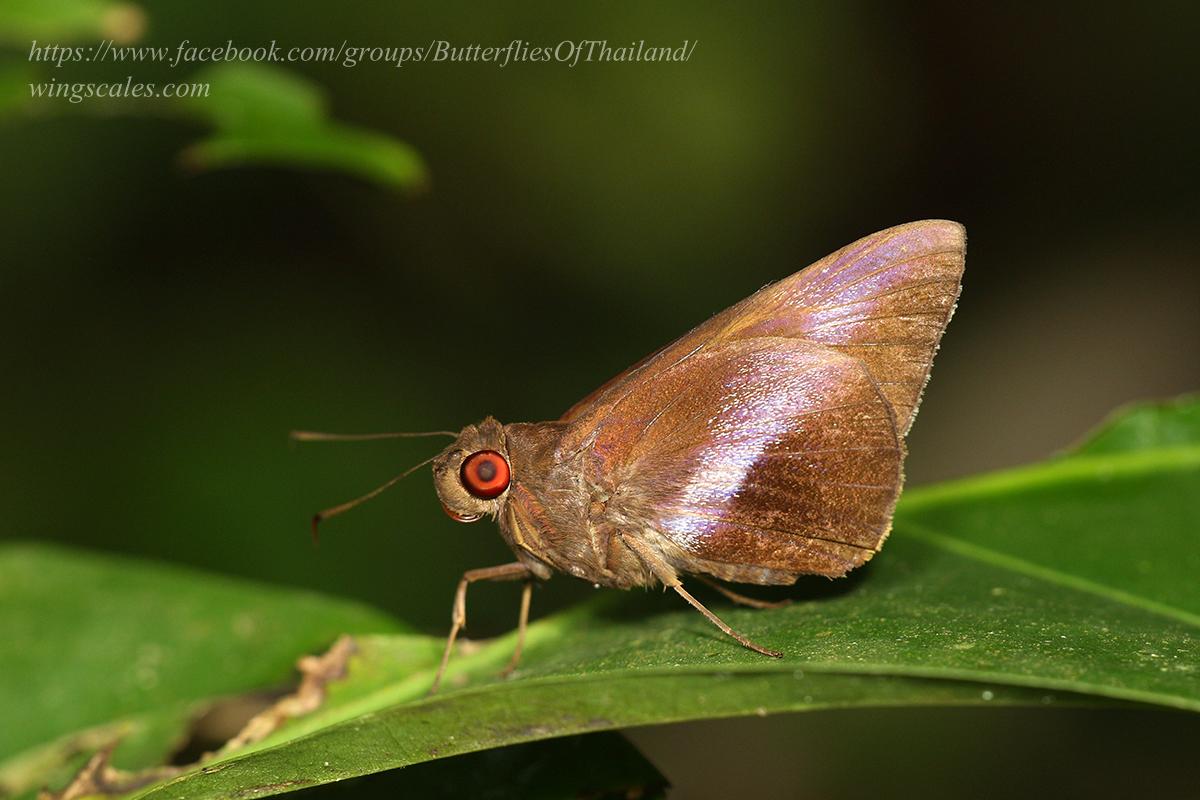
[299,220,965,692]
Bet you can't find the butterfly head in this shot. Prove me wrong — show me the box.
[432,416,511,523]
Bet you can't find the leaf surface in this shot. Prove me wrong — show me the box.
[5,396,1197,799]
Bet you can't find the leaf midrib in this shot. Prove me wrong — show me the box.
[229,582,1199,767]
[182,625,1198,792]
[895,441,1200,628]
[216,442,1200,762]
[897,518,1200,628]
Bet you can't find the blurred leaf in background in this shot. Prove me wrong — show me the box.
[1,3,424,189]
[179,64,427,191]
[0,0,144,44]
[0,62,34,112]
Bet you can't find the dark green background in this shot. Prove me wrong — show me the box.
[3,3,1198,798]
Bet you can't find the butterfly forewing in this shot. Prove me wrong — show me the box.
[728,221,965,434]
[560,220,965,581]
[561,221,963,436]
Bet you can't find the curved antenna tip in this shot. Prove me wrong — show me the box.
[300,452,440,546]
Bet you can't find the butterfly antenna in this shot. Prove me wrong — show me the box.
[290,429,457,442]
[309,453,440,545]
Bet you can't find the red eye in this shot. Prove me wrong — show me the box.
[460,450,510,499]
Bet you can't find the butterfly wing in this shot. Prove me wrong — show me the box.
[587,337,901,579]
[562,220,963,436]
[560,220,964,580]
[722,220,965,434]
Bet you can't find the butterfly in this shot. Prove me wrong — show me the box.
[301,220,965,692]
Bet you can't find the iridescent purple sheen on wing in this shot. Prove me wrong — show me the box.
[658,348,824,544]
[582,338,902,578]
[560,222,964,443]
[560,220,964,582]
[649,342,900,552]
[729,221,965,432]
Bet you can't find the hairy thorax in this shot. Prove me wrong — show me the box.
[501,422,665,589]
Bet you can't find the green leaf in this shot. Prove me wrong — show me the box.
[179,64,427,191]
[1068,393,1200,455]
[894,397,1200,632]
[140,395,1199,798]
[9,395,1198,799]
[0,0,144,44]
[141,648,1101,800]
[0,543,404,796]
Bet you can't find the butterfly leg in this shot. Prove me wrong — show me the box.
[499,579,533,679]
[619,534,783,658]
[430,561,533,694]
[694,574,793,610]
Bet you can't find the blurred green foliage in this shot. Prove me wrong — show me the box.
[180,64,426,189]
[0,0,140,44]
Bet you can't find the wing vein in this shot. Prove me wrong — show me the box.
[801,309,950,333]
[801,277,961,314]
[804,246,963,299]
